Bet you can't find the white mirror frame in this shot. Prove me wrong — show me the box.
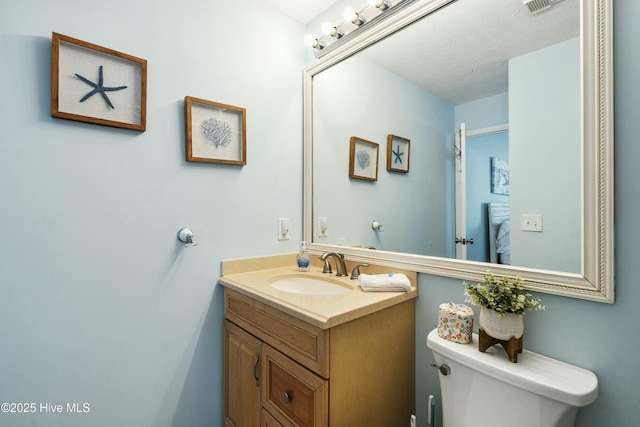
[303,0,614,303]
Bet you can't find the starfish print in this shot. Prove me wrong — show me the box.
[75,65,127,109]
[392,144,404,164]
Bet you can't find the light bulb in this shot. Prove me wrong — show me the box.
[343,7,357,22]
[322,21,343,38]
[304,34,317,47]
[343,7,365,25]
[321,22,334,36]
[304,34,324,49]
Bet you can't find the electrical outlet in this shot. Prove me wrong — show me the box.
[278,218,290,240]
[318,217,328,237]
[521,214,542,232]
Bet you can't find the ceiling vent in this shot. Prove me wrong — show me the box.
[523,0,552,14]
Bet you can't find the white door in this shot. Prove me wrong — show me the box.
[455,123,510,261]
[454,123,467,260]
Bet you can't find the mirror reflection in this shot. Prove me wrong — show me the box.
[312,0,581,273]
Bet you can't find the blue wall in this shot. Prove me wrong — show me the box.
[0,1,305,426]
[313,54,454,256]
[455,92,509,131]
[510,37,582,272]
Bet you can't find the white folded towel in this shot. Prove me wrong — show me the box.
[358,273,411,292]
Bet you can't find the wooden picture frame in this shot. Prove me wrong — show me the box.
[51,32,147,131]
[349,136,379,181]
[185,96,246,165]
[386,134,410,173]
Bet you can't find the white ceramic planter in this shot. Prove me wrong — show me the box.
[479,307,524,340]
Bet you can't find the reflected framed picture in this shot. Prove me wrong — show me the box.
[491,157,510,195]
[349,136,379,181]
[386,134,410,173]
[51,32,147,131]
[185,96,246,166]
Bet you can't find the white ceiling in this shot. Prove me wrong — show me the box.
[261,0,339,23]
[362,0,579,104]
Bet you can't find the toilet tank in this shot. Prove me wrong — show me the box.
[426,329,598,427]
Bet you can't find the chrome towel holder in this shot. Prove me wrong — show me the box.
[177,227,198,247]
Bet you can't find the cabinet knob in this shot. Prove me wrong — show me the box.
[282,392,291,404]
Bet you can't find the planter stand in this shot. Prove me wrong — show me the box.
[478,328,523,363]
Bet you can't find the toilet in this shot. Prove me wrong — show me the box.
[426,329,598,427]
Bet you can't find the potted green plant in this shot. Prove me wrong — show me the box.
[464,272,544,340]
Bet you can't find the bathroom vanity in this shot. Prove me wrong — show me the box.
[219,254,418,426]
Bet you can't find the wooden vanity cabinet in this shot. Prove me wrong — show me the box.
[223,289,415,426]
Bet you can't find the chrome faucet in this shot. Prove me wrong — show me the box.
[319,252,348,277]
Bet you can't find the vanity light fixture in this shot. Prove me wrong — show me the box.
[322,22,344,39]
[368,0,391,11]
[343,7,366,26]
[304,0,413,57]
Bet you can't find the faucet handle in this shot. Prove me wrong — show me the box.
[350,263,370,280]
[320,256,333,274]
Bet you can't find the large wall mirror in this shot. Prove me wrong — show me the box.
[303,0,614,303]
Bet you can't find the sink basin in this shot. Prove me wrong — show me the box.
[269,274,352,295]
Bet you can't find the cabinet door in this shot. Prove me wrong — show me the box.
[224,320,262,427]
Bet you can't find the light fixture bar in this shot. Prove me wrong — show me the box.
[304,0,418,57]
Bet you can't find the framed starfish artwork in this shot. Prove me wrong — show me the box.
[51,32,147,131]
[349,136,379,181]
[386,134,410,173]
[185,96,247,166]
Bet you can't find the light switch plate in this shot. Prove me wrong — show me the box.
[521,214,542,232]
[318,217,328,237]
[278,218,290,240]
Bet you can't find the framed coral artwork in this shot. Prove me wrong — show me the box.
[185,96,246,165]
[51,32,147,131]
[349,136,379,181]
